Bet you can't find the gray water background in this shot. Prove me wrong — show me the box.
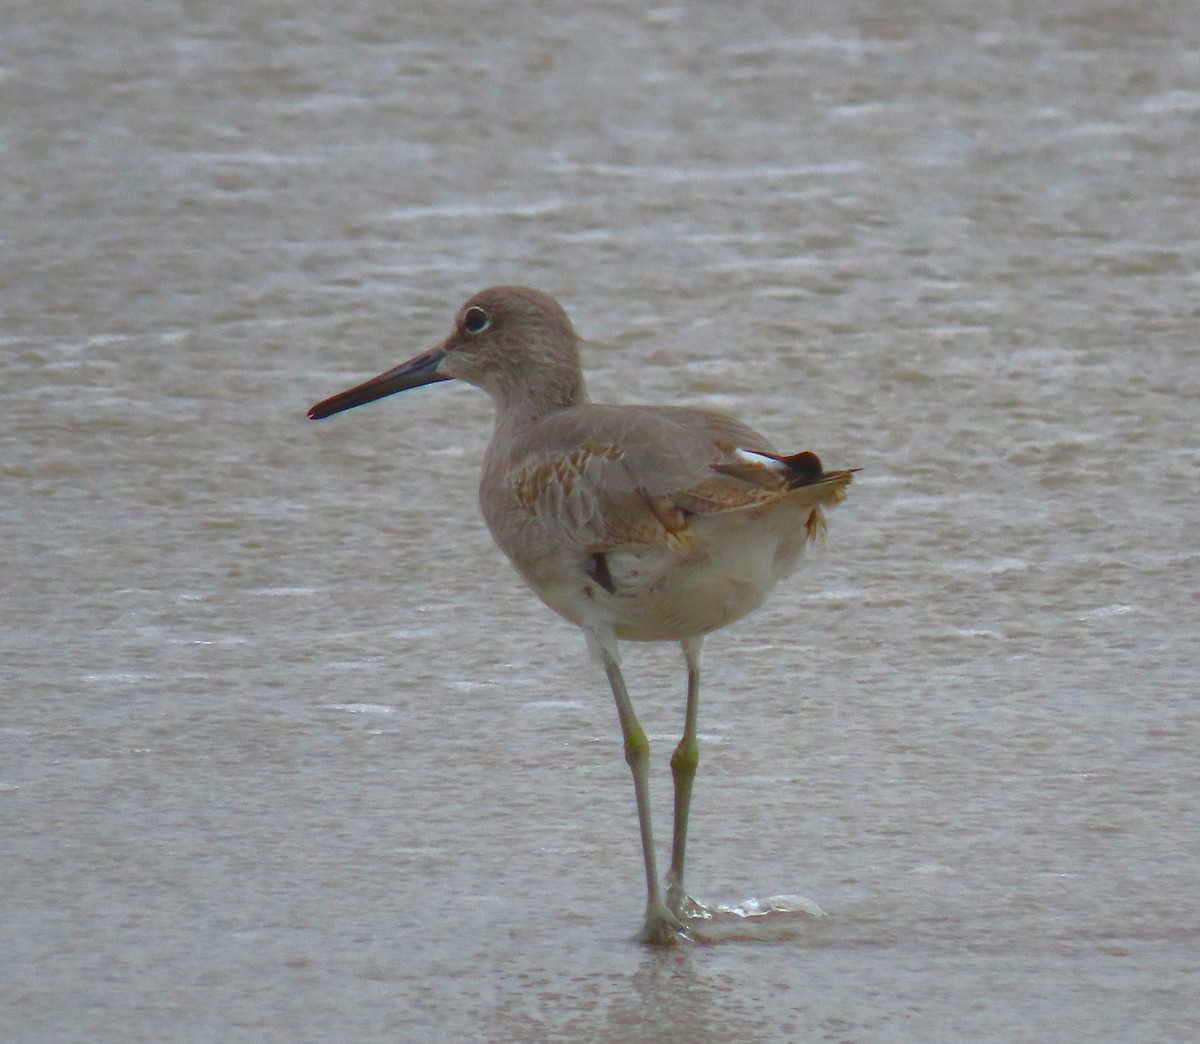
[3,2,1198,1041]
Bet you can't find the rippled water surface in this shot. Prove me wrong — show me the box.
[4,2,1198,1041]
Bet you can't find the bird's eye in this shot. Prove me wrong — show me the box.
[463,306,491,334]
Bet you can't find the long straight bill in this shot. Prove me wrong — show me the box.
[308,348,449,420]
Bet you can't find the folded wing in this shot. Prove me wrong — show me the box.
[503,404,853,554]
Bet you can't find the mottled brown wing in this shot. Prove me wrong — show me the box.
[504,403,850,553]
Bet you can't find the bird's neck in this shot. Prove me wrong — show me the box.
[489,372,589,436]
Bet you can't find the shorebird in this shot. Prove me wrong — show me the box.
[308,286,853,944]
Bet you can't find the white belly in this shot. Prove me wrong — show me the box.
[504,503,818,644]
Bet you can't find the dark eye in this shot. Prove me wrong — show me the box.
[463,306,491,334]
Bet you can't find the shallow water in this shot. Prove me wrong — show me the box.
[4,2,1199,1041]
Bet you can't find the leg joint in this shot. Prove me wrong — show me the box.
[670,735,699,775]
[623,723,650,767]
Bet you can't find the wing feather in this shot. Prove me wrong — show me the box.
[500,403,851,553]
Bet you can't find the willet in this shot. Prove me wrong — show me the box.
[308,286,853,944]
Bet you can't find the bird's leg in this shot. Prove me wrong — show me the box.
[666,636,704,918]
[594,637,682,944]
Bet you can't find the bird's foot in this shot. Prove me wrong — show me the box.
[665,874,710,922]
[669,892,711,921]
[637,902,689,946]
